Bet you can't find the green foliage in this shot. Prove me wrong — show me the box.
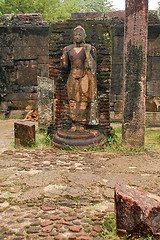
[0,0,114,21]
[79,0,114,12]
[0,0,46,15]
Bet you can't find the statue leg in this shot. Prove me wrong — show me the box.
[79,101,88,122]
[69,100,77,121]
[69,100,79,132]
[69,100,88,132]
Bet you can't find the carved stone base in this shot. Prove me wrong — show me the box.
[52,129,106,149]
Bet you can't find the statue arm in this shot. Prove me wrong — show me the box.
[61,47,69,69]
[85,44,97,74]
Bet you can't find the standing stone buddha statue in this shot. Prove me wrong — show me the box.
[61,25,99,132]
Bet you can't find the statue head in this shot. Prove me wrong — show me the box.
[73,25,86,44]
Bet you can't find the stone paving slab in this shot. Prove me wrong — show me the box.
[0,148,159,239]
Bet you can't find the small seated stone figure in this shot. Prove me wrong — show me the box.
[61,25,99,132]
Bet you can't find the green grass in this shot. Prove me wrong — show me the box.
[102,213,157,240]
[145,128,160,151]
[103,127,160,153]
[11,125,160,153]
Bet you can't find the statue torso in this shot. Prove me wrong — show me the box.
[67,46,86,79]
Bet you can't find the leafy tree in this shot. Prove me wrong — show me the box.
[79,0,114,12]
[48,0,81,21]
[0,0,114,21]
[0,0,45,15]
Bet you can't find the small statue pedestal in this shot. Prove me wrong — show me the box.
[52,129,105,149]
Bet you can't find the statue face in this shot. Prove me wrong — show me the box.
[73,29,86,44]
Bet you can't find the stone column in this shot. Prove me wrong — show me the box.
[122,0,148,147]
[37,76,54,129]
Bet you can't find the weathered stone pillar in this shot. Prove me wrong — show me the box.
[37,77,54,129]
[122,0,148,147]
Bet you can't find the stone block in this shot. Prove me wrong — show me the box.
[37,47,49,56]
[147,80,160,97]
[38,64,49,77]
[112,36,124,55]
[38,55,49,64]
[37,77,53,99]
[7,100,38,111]
[111,64,123,95]
[22,35,48,48]
[38,99,54,129]
[9,110,26,119]
[146,112,160,126]
[151,56,160,70]
[13,46,38,60]
[17,65,39,85]
[112,54,123,65]
[115,183,160,238]
[71,12,104,19]
[12,13,42,22]
[148,35,160,56]
[6,93,38,101]
[151,69,160,80]
[14,121,35,147]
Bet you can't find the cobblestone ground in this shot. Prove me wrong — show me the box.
[0,147,160,239]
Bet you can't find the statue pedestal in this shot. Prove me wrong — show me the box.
[52,129,106,149]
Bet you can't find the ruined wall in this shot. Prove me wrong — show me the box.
[0,11,159,125]
[0,14,49,118]
[49,19,111,133]
[110,11,160,121]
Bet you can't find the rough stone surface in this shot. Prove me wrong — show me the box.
[14,121,35,147]
[0,14,49,118]
[37,77,54,129]
[115,183,160,238]
[122,0,148,147]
